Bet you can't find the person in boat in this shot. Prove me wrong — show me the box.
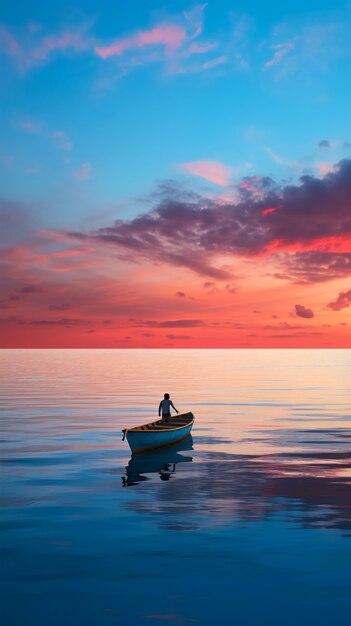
[158,393,179,422]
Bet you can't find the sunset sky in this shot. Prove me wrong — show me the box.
[1,0,351,347]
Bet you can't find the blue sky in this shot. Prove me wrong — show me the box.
[1,0,350,228]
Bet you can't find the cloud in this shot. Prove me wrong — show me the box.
[175,291,186,297]
[95,24,186,59]
[327,289,351,311]
[130,319,205,328]
[264,42,294,70]
[264,147,302,171]
[74,163,92,181]
[30,318,90,326]
[69,158,351,283]
[314,162,335,176]
[0,315,90,327]
[295,304,314,319]
[186,41,218,55]
[318,140,331,149]
[166,334,192,340]
[94,5,227,78]
[276,251,351,284]
[48,303,70,311]
[184,3,208,39]
[225,283,237,294]
[18,119,73,151]
[50,131,73,151]
[178,160,233,186]
[20,285,43,294]
[0,23,91,71]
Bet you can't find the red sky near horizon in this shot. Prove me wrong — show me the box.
[1,160,351,348]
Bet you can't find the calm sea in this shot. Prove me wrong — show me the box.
[1,349,351,626]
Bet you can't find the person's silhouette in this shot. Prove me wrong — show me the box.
[158,393,178,422]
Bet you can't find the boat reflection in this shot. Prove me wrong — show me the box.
[122,435,194,486]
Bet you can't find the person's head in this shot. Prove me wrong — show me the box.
[164,393,170,399]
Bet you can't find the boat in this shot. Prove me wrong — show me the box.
[122,412,194,454]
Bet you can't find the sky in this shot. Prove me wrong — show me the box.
[0,0,351,348]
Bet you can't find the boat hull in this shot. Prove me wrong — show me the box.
[125,414,194,454]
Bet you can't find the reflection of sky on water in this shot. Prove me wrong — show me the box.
[1,349,351,626]
[121,428,351,533]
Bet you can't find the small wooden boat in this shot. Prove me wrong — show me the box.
[122,412,194,454]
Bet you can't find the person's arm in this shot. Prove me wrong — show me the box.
[170,401,178,414]
[158,401,162,417]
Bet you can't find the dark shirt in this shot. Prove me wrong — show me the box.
[159,399,177,416]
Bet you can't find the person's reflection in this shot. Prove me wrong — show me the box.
[159,463,176,481]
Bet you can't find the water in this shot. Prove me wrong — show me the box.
[1,349,351,626]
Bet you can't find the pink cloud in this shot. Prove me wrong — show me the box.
[200,55,227,71]
[74,163,92,181]
[314,162,336,176]
[327,289,351,311]
[93,5,226,76]
[95,24,186,59]
[264,42,294,70]
[19,119,42,133]
[0,24,91,71]
[18,120,73,152]
[179,160,233,186]
[50,131,73,151]
[261,206,279,216]
[186,41,218,55]
[31,32,89,62]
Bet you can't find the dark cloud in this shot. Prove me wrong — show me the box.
[295,304,314,319]
[175,291,186,297]
[130,319,205,328]
[20,285,43,294]
[69,159,351,283]
[327,289,351,311]
[263,322,311,330]
[318,139,331,148]
[166,334,192,340]
[30,318,90,327]
[266,332,322,338]
[48,303,71,311]
[225,283,237,294]
[0,315,25,325]
[275,251,351,284]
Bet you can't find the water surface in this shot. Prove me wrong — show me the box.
[1,349,351,625]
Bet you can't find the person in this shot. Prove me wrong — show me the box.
[158,393,179,422]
